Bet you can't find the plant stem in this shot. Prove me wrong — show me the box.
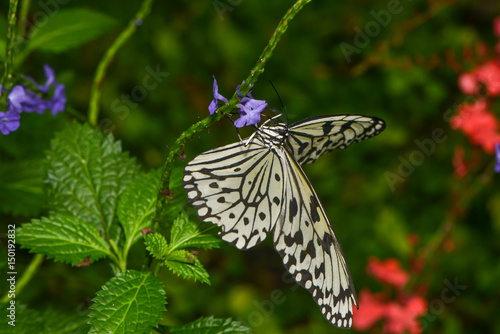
[154,0,312,224]
[1,0,20,108]
[18,0,31,38]
[0,254,44,303]
[88,0,154,126]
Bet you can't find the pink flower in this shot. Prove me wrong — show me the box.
[475,60,500,97]
[458,60,500,97]
[353,290,387,331]
[458,73,478,95]
[384,297,428,334]
[367,257,410,289]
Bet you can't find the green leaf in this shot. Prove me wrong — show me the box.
[25,8,118,54]
[45,122,138,235]
[39,308,91,334]
[118,169,161,248]
[170,213,221,251]
[165,250,210,285]
[89,270,166,334]
[17,215,111,265]
[164,316,252,334]
[144,232,169,260]
[161,166,190,224]
[0,304,92,334]
[1,304,42,333]
[0,160,44,216]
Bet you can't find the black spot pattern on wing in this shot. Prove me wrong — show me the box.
[183,138,285,250]
[285,114,386,165]
[273,148,359,329]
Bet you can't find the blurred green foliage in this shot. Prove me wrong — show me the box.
[1,0,500,333]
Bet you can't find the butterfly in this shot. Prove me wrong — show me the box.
[182,114,385,328]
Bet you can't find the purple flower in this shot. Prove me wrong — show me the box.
[208,76,267,127]
[0,85,26,135]
[6,85,26,113]
[495,143,500,173]
[23,64,66,115]
[209,76,228,114]
[50,84,66,115]
[26,64,55,94]
[0,109,21,135]
[234,98,267,128]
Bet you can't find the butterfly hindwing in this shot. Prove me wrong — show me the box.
[286,114,386,165]
[273,147,358,328]
[183,138,284,250]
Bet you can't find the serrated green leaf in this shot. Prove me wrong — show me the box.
[25,8,118,54]
[144,232,169,260]
[170,213,221,251]
[118,169,161,248]
[0,160,44,216]
[17,215,111,265]
[166,250,210,285]
[164,316,252,334]
[89,270,166,334]
[45,122,138,236]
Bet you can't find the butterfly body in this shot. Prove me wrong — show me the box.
[183,114,385,328]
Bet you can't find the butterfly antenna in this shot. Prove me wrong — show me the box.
[226,114,244,143]
[268,80,288,124]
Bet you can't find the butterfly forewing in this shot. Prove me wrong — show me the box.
[287,114,386,165]
[183,138,284,250]
[273,147,358,328]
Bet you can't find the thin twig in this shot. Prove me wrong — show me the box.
[88,0,154,126]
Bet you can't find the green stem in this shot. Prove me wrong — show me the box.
[18,0,31,38]
[88,0,154,126]
[1,0,20,108]
[0,254,44,303]
[154,0,311,224]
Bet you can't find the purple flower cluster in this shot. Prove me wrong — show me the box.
[0,64,66,135]
[209,76,267,128]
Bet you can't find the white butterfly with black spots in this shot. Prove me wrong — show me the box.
[182,114,385,328]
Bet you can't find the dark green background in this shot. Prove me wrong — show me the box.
[1,0,500,333]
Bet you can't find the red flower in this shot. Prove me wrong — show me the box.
[353,290,428,334]
[451,99,500,153]
[353,289,387,331]
[367,257,410,289]
[384,297,428,334]
[458,60,500,97]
